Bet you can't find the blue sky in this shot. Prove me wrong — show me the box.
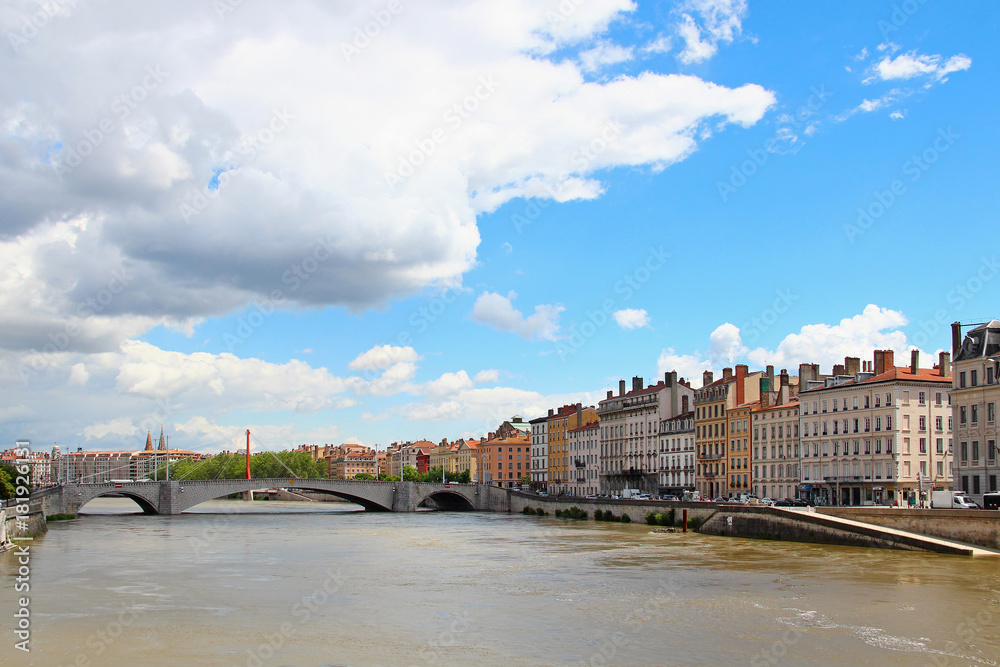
[1,0,995,453]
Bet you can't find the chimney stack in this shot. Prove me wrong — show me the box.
[606,390,613,399]
[938,351,951,377]
[619,380,626,396]
[736,364,748,405]
[952,321,963,356]
[910,349,919,374]
[632,376,643,392]
[833,363,846,376]
[703,370,714,387]
[723,367,733,382]
[884,350,894,371]
[845,356,860,376]
[682,395,689,414]
[548,408,554,417]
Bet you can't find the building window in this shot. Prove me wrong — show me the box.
[919,438,927,454]
[961,441,968,462]
[972,441,980,462]
[972,405,979,424]
[960,406,967,424]
[960,372,967,388]
[972,370,979,387]
[918,392,926,405]
[936,438,944,454]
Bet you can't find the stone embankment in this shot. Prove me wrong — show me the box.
[817,507,1000,550]
[699,505,1000,556]
[508,491,717,524]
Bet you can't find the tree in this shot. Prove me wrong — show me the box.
[456,469,471,484]
[0,462,16,500]
[402,465,420,482]
[353,473,375,481]
[519,475,530,486]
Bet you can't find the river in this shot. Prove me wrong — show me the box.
[2,498,999,666]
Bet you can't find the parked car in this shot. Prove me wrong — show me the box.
[759,497,776,506]
[585,494,597,499]
[790,498,810,507]
[662,495,680,502]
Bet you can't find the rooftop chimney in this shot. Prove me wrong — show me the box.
[682,395,689,414]
[735,364,748,405]
[703,370,714,387]
[780,370,789,387]
[833,363,846,376]
[606,390,613,399]
[938,351,951,377]
[910,349,919,374]
[845,356,860,376]
[548,408,554,417]
[723,367,733,382]
[952,321,963,356]
[632,376,643,392]
[619,380,626,396]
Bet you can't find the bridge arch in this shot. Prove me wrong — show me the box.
[415,487,477,511]
[76,488,160,514]
[172,479,396,513]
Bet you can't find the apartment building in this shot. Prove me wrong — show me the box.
[567,420,600,497]
[729,402,753,498]
[598,372,695,496]
[694,365,764,500]
[751,371,800,501]
[547,403,597,494]
[477,431,530,488]
[798,349,953,506]
[528,415,548,491]
[950,320,1000,501]
[658,405,695,497]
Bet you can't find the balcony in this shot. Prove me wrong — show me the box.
[574,459,585,468]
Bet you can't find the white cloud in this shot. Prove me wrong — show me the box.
[613,308,650,330]
[68,362,90,385]
[644,36,672,54]
[579,41,634,72]
[890,110,905,121]
[675,0,748,65]
[872,50,972,83]
[0,0,774,355]
[422,370,475,398]
[656,348,712,386]
[708,322,745,366]
[473,369,500,383]
[348,345,421,371]
[744,304,924,371]
[471,291,564,341]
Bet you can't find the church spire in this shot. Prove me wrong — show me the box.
[157,426,167,451]
[145,430,153,451]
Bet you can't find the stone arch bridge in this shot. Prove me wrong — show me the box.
[36,479,510,516]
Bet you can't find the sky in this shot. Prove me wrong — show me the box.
[1,0,996,454]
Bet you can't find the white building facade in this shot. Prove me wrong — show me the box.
[950,320,1000,502]
[798,349,953,507]
[598,372,695,496]
[567,421,600,497]
[658,409,695,496]
[529,416,548,491]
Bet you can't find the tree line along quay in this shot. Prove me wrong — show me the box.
[12,318,1000,515]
